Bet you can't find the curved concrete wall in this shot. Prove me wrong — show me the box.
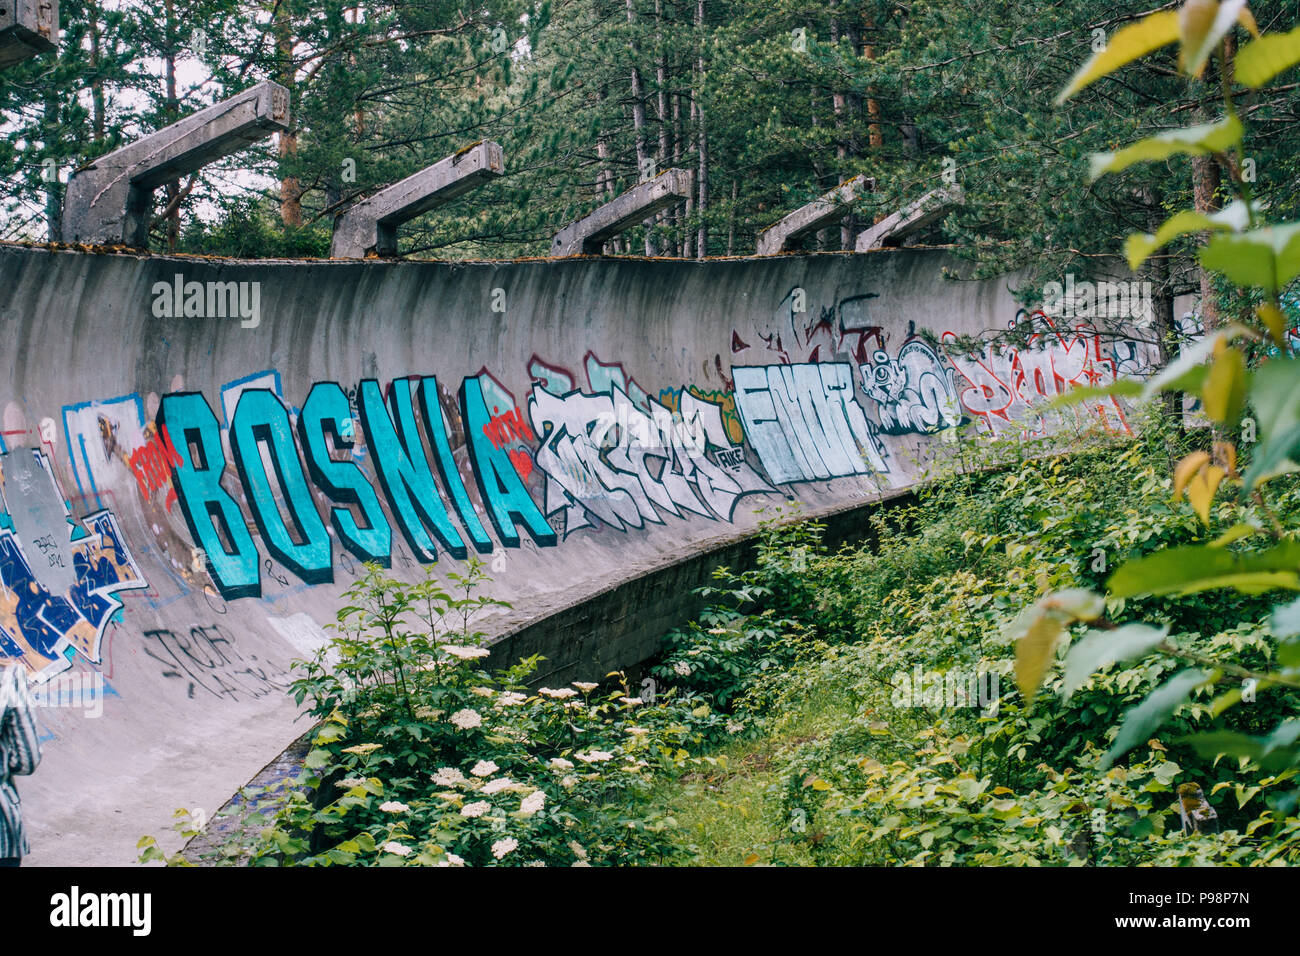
[0,242,1162,863]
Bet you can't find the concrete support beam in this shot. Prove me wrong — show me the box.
[854,184,963,252]
[551,168,692,257]
[330,141,505,259]
[755,175,871,256]
[62,81,290,248]
[0,0,57,69]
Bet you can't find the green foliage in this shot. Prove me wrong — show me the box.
[650,422,1300,865]
[141,557,746,867]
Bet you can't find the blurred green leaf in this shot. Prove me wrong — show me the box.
[1062,623,1170,700]
[1200,222,1300,294]
[1089,115,1243,181]
[1235,25,1300,87]
[1108,542,1300,596]
[1103,669,1209,767]
[1124,200,1256,270]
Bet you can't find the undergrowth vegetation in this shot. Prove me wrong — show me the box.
[652,413,1300,866]
[142,412,1300,866]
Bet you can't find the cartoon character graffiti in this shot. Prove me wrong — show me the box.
[861,339,963,436]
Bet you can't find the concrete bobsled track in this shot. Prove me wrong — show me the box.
[0,241,1178,864]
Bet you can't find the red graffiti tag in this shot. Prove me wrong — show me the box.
[507,448,534,481]
[128,425,183,512]
[482,407,536,448]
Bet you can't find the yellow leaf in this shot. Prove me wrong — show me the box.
[1174,450,1212,496]
[1238,7,1260,39]
[742,853,760,866]
[991,786,1015,795]
[1235,25,1300,87]
[1201,341,1247,423]
[1015,612,1065,702]
[1180,0,1222,77]
[1212,440,1237,475]
[1259,303,1288,346]
[1186,465,1226,524]
[1148,738,1168,752]
[1181,0,1250,78]
[1057,11,1181,102]
[810,778,832,791]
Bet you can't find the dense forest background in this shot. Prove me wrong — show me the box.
[2,0,1298,296]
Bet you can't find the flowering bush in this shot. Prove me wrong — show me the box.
[142,557,732,867]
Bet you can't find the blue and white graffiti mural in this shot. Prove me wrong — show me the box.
[0,444,146,680]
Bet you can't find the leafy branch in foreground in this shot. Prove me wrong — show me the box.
[1016,2,1300,810]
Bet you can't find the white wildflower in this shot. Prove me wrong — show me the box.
[432,766,466,787]
[491,837,518,859]
[471,759,499,777]
[378,801,410,813]
[547,756,574,770]
[520,790,546,815]
[572,681,599,692]
[481,777,515,795]
[381,842,411,857]
[618,697,643,706]
[461,801,491,818]
[560,775,578,788]
[673,662,692,677]
[442,644,491,660]
[449,708,482,730]
[495,691,528,707]
[538,687,577,699]
[575,750,614,763]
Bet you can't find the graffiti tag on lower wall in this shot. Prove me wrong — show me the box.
[142,623,291,701]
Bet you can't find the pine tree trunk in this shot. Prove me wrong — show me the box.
[165,0,181,251]
[726,178,737,256]
[680,92,692,259]
[627,0,654,254]
[277,0,302,228]
[694,0,707,257]
[655,0,670,254]
[90,1,106,143]
[832,9,849,248]
[44,83,62,242]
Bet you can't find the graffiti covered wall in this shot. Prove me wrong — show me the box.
[0,243,1196,864]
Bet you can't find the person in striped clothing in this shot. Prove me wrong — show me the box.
[0,663,41,866]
